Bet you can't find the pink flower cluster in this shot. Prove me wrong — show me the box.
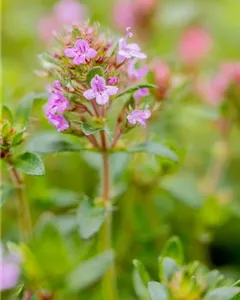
[44,81,69,131]
[42,25,152,135]
[38,0,86,44]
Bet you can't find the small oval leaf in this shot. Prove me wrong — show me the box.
[148,281,169,300]
[13,152,45,176]
[67,250,114,291]
[86,67,104,85]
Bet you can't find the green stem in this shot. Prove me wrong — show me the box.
[8,162,32,241]
[100,153,118,300]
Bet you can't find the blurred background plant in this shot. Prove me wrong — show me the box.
[2,0,240,299]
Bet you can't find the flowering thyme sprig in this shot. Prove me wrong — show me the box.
[40,24,158,151]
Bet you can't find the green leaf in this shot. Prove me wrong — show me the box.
[81,123,105,135]
[15,92,47,127]
[148,282,169,300]
[116,83,157,99]
[161,236,184,265]
[27,131,83,153]
[204,287,240,300]
[12,131,24,146]
[1,122,10,137]
[158,257,180,283]
[77,199,106,239]
[161,173,203,208]
[13,152,45,175]
[86,66,104,85]
[30,217,70,280]
[2,105,13,123]
[67,250,114,291]
[128,142,178,162]
[132,259,150,300]
[0,184,15,207]
[206,270,222,289]
[233,280,240,287]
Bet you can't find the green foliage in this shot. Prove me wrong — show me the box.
[148,282,169,300]
[0,184,15,207]
[128,142,178,161]
[80,123,105,135]
[133,237,240,300]
[132,260,151,300]
[67,250,114,291]
[15,92,47,127]
[116,84,157,99]
[86,66,104,85]
[27,131,84,153]
[161,173,203,208]
[13,152,45,175]
[204,287,240,300]
[77,199,106,239]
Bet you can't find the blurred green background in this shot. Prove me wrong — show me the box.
[2,0,240,298]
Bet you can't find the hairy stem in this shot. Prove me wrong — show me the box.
[100,153,118,300]
[8,162,32,241]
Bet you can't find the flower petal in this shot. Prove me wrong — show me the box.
[64,48,76,57]
[118,50,132,58]
[106,86,118,96]
[73,55,86,64]
[96,92,109,105]
[87,48,97,58]
[83,89,95,100]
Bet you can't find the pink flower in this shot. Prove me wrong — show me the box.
[44,81,70,131]
[0,249,20,291]
[37,15,59,44]
[134,88,149,101]
[113,1,134,31]
[37,0,86,44]
[127,109,151,127]
[178,27,212,65]
[117,27,147,64]
[154,61,171,86]
[54,0,86,25]
[64,39,97,65]
[127,59,148,80]
[45,82,69,115]
[83,75,118,105]
[47,113,69,131]
[197,62,240,105]
[108,77,119,85]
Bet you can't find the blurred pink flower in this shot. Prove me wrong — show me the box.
[154,61,171,87]
[113,0,157,32]
[38,0,86,43]
[113,1,134,30]
[127,109,151,127]
[197,62,240,105]
[54,0,86,25]
[37,15,59,44]
[83,75,118,105]
[0,249,20,291]
[178,27,213,66]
